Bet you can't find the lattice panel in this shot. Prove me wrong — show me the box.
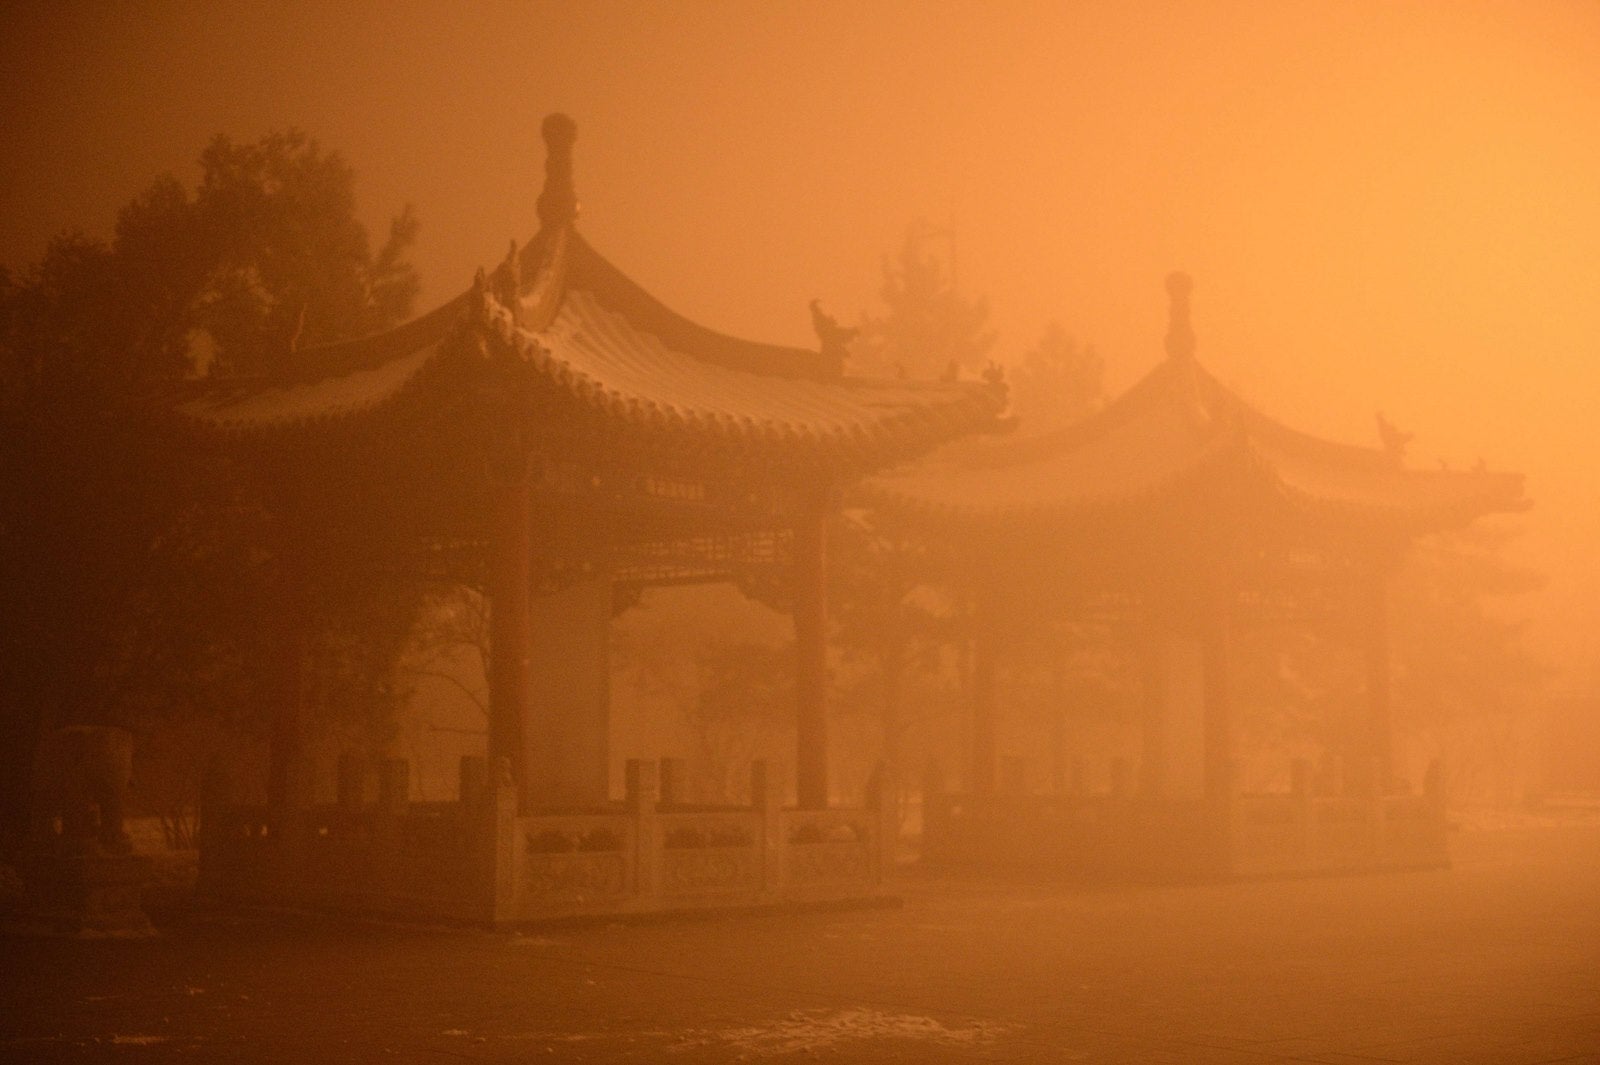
[612,528,791,587]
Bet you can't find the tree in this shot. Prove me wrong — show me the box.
[184,130,419,376]
[852,221,995,380]
[612,586,797,802]
[1008,321,1104,434]
[826,220,998,800]
[827,509,958,794]
[0,131,422,850]
[4,131,417,390]
[688,640,797,802]
[1227,524,1544,797]
[1391,524,1545,798]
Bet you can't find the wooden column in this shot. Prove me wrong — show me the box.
[793,501,830,810]
[970,621,998,796]
[1048,704,1068,795]
[1200,591,1234,802]
[266,625,310,831]
[880,646,904,795]
[1363,571,1393,795]
[1137,626,1169,798]
[487,479,532,810]
[879,644,905,847]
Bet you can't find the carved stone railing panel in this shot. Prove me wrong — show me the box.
[925,786,1448,881]
[522,814,629,855]
[786,840,872,884]
[658,812,758,850]
[1376,794,1448,868]
[198,798,492,919]
[926,794,1219,877]
[661,848,760,895]
[1308,797,1377,863]
[522,852,630,905]
[782,808,877,886]
[517,812,633,909]
[656,811,762,897]
[198,760,894,924]
[784,809,870,845]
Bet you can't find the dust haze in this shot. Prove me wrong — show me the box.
[1,2,1597,1062]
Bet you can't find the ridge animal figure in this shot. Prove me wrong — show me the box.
[809,298,859,361]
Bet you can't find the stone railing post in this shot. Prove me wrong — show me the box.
[920,761,946,866]
[1291,758,1314,866]
[267,755,309,846]
[336,752,364,806]
[458,754,491,917]
[489,757,518,924]
[659,757,689,808]
[1421,757,1449,865]
[1423,757,1446,815]
[752,760,784,896]
[625,759,659,904]
[23,726,152,936]
[1208,758,1240,878]
[373,759,409,860]
[336,752,364,834]
[866,761,894,884]
[377,757,409,828]
[1109,757,1132,800]
[1354,755,1383,861]
[998,755,1028,796]
[197,757,233,897]
[378,758,408,811]
[459,755,488,818]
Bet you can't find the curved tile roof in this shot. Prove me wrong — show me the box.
[479,266,997,461]
[864,280,1527,535]
[173,336,447,431]
[160,118,1004,471]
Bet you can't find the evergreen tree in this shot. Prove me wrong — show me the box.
[0,132,421,850]
[4,131,418,390]
[1008,321,1104,434]
[854,221,995,380]
[1392,525,1545,797]
[829,221,1000,802]
[1229,524,1544,797]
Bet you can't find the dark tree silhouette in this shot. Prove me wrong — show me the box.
[1008,321,1104,435]
[853,221,995,380]
[0,131,421,851]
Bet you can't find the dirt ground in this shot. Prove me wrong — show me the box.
[3,822,1598,1063]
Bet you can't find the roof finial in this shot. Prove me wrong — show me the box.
[809,298,858,369]
[537,112,580,229]
[1164,271,1195,362]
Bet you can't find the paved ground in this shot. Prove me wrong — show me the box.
[3,823,1598,1063]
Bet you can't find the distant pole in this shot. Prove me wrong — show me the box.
[969,593,999,796]
[911,217,960,291]
[945,214,960,291]
[486,458,532,811]
[1201,586,1234,802]
[794,495,830,810]
[266,623,309,832]
[1364,569,1393,795]
[1138,622,1169,799]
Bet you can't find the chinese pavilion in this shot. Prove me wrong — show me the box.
[171,115,1004,923]
[865,273,1527,879]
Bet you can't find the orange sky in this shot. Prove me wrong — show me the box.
[4,0,1598,687]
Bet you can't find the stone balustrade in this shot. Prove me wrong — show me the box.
[923,756,1449,881]
[199,756,891,925]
